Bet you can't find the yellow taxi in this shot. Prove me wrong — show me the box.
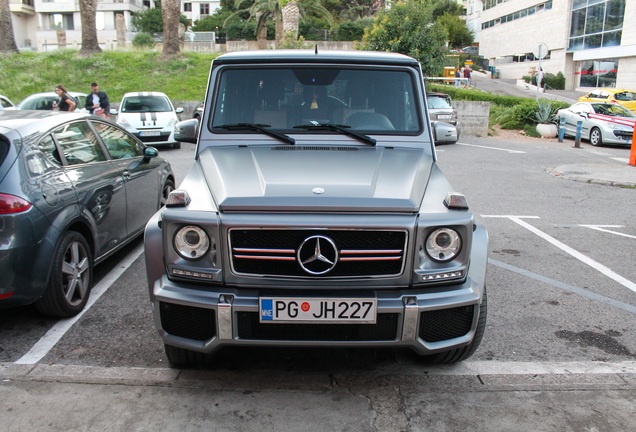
[578,88,636,113]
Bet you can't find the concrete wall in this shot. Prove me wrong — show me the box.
[456,101,490,137]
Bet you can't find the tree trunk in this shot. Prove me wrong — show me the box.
[0,0,19,53]
[274,10,283,43]
[281,1,299,39]
[256,12,267,50]
[115,13,127,49]
[162,0,181,55]
[79,0,102,55]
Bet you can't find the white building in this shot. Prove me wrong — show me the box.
[477,0,635,91]
[181,1,221,28]
[8,0,155,52]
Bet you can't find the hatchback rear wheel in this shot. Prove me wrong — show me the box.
[35,231,93,318]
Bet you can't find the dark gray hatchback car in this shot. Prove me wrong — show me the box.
[0,110,175,317]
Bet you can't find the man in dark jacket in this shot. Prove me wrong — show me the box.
[85,82,110,118]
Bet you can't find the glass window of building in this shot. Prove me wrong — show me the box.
[568,0,625,51]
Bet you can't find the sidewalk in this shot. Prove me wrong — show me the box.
[471,71,585,103]
[2,361,636,431]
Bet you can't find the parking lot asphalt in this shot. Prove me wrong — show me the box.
[471,71,636,188]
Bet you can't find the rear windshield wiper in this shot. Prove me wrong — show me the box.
[293,123,376,146]
[213,123,295,145]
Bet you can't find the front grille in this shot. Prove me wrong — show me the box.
[613,130,632,139]
[237,312,399,341]
[160,302,216,341]
[418,306,474,342]
[230,229,407,277]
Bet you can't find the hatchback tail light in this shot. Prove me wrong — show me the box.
[0,194,32,214]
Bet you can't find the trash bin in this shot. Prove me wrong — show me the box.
[489,66,496,79]
[495,69,500,79]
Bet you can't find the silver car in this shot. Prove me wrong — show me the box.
[0,110,174,317]
[556,102,635,146]
[145,50,489,367]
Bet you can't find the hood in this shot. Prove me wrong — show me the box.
[198,145,432,213]
[118,111,177,129]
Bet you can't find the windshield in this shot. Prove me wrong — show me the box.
[592,103,636,117]
[427,95,452,109]
[121,95,172,113]
[210,67,422,134]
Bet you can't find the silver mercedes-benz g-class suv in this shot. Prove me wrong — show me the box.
[145,49,488,367]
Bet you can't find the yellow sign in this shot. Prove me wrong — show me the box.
[465,60,473,65]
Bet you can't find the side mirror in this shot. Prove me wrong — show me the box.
[174,119,199,144]
[144,146,159,159]
[110,108,118,115]
[175,107,185,114]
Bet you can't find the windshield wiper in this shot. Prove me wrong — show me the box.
[214,123,295,145]
[293,123,376,146]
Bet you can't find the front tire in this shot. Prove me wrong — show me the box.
[160,179,175,207]
[589,127,603,146]
[419,287,488,364]
[35,231,93,318]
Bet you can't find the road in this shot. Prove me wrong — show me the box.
[2,135,635,431]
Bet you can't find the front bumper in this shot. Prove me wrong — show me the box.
[152,274,484,356]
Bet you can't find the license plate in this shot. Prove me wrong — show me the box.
[438,114,452,120]
[259,298,377,323]
[140,131,161,137]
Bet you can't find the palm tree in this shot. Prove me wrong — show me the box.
[162,0,181,55]
[79,0,102,55]
[0,0,19,53]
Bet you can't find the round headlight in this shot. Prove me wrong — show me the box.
[174,225,209,260]
[425,228,461,262]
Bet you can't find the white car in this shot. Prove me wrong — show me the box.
[114,92,184,149]
[16,92,87,112]
[0,94,15,110]
[556,102,635,146]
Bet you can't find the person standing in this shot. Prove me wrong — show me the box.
[53,84,76,112]
[85,82,110,118]
[463,67,471,87]
[537,67,544,89]
[455,68,462,88]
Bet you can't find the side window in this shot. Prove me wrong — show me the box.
[38,134,63,166]
[52,121,107,165]
[92,121,143,159]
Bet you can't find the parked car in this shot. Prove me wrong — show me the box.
[147,49,488,367]
[427,92,460,143]
[113,92,184,149]
[555,102,635,146]
[0,94,15,110]
[0,110,175,317]
[578,88,636,113]
[192,102,204,120]
[16,91,87,112]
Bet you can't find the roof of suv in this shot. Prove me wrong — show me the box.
[213,49,421,67]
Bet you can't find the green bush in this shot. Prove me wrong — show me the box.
[132,33,155,48]
[332,18,373,41]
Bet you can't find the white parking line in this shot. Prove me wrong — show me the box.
[457,143,526,154]
[581,225,636,240]
[15,244,144,365]
[484,215,636,294]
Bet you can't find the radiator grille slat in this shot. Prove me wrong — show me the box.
[230,229,407,277]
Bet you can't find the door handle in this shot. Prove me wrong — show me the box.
[122,170,131,180]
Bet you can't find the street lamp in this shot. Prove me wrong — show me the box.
[536,42,548,102]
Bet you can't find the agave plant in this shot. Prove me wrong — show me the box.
[535,100,556,124]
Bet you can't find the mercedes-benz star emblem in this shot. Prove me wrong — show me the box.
[297,235,338,275]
